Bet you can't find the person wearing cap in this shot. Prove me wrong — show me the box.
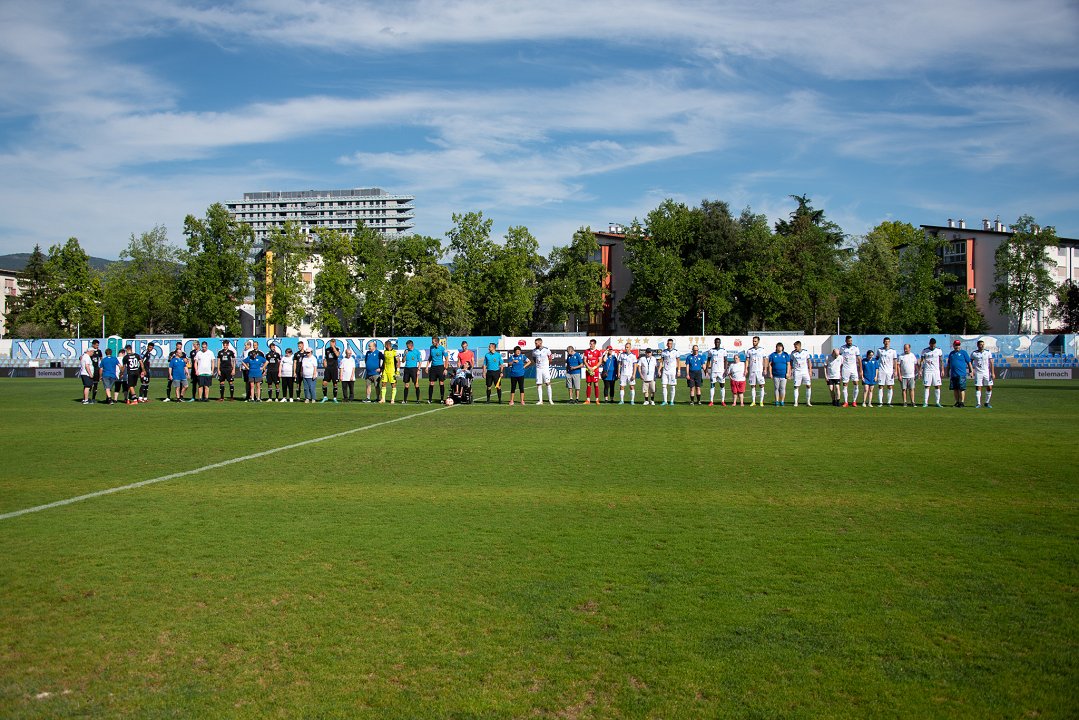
[194,341,215,402]
[638,346,658,405]
[264,342,282,401]
[564,344,583,404]
[137,341,155,403]
[122,343,143,405]
[945,340,973,408]
[860,350,880,407]
[217,339,237,401]
[380,340,399,404]
[920,338,944,407]
[971,339,996,409]
[279,347,295,402]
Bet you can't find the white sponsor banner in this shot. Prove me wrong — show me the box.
[1035,368,1072,380]
[35,368,65,379]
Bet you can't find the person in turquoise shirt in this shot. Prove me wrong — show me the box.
[402,339,422,403]
[482,342,504,403]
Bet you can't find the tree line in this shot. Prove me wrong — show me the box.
[4,197,1074,339]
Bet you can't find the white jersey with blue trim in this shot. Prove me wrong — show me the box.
[791,349,812,376]
[839,344,861,369]
[876,346,898,376]
[746,346,768,372]
[707,347,727,377]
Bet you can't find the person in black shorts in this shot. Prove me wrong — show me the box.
[122,343,143,405]
[217,339,237,401]
[164,341,183,402]
[137,341,155,403]
[88,339,103,403]
[322,338,340,402]
[188,341,201,401]
[264,342,282,401]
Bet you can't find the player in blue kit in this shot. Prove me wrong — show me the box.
[401,340,422,403]
[243,349,267,402]
[684,345,707,405]
[861,350,880,407]
[426,336,448,404]
[363,340,383,403]
[766,343,791,406]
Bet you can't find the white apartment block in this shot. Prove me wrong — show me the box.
[0,267,22,337]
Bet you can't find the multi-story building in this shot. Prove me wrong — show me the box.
[0,267,21,337]
[226,187,415,248]
[922,218,1079,333]
[226,187,415,338]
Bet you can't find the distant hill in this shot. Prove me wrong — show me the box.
[0,253,116,273]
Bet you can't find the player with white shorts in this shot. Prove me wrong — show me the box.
[790,341,813,407]
[617,342,638,405]
[838,335,862,406]
[532,338,554,405]
[970,340,995,408]
[707,338,727,406]
[920,338,943,407]
[745,336,768,407]
[659,339,681,405]
[876,337,899,407]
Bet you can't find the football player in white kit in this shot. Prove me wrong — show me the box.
[839,335,862,407]
[790,340,813,407]
[706,338,727,406]
[876,337,899,407]
[920,337,944,407]
[532,338,554,405]
[745,336,768,407]
[618,341,638,405]
[898,343,919,407]
[660,338,680,405]
[971,339,996,408]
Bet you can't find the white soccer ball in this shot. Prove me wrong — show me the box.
[445,397,454,406]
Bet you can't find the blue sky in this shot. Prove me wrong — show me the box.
[1,0,1077,259]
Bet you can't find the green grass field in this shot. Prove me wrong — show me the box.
[1,377,1077,718]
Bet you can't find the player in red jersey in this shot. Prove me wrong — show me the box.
[583,338,603,404]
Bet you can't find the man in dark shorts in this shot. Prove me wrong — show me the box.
[264,342,282,402]
[426,335,448,404]
[188,341,201,401]
[684,344,706,405]
[401,340,421,403]
[122,343,143,405]
[482,342,503,403]
[164,341,183,402]
[88,339,103,403]
[217,339,237,401]
[137,341,155,403]
[321,338,340,402]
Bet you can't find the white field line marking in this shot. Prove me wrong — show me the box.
[0,407,447,522]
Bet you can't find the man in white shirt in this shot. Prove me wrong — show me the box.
[745,336,768,407]
[659,339,680,405]
[194,341,216,402]
[898,343,919,407]
[825,349,843,406]
[637,347,658,405]
[790,340,813,407]
[617,341,638,405]
[339,347,357,402]
[920,337,944,407]
[532,338,554,405]
[876,337,899,407]
[839,335,862,407]
[971,339,996,408]
[77,347,95,404]
[707,338,727,407]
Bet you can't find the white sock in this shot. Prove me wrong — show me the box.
[670,387,676,403]
[924,388,930,404]
[976,389,982,405]
[806,387,811,403]
[934,388,941,404]
[878,387,884,404]
[720,385,726,403]
[794,387,800,404]
[662,386,668,403]
[709,385,715,402]
[843,385,849,403]
[547,385,553,403]
[620,387,625,401]
[630,388,635,402]
[537,385,543,402]
[986,390,992,403]
[887,388,893,404]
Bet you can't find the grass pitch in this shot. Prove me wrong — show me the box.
[0,378,1077,718]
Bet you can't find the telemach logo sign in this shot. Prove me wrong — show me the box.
[1034,368,1073,380]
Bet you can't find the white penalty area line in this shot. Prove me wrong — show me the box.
[0,406,447,522]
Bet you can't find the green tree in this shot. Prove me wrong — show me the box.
[102,226,180,336]
[32,238,102,337]
[774,195,844,334]
[395,264,473,336]
[446,211,496,334]
[385,234,443,336]
[894,225,948,333]
[539,227,608,331]
[620,220,686,333]
[733,209,788,332]
[841,227,899,334]
[254,221,311,336]
[1049,280,1079,331]
[483,225,543,335]
[4,244,53,336]
[178,203,253,337]
[938,289,989,334]
[989,215,1057,332]
[310,229,359,336]
[354,223,392,336]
